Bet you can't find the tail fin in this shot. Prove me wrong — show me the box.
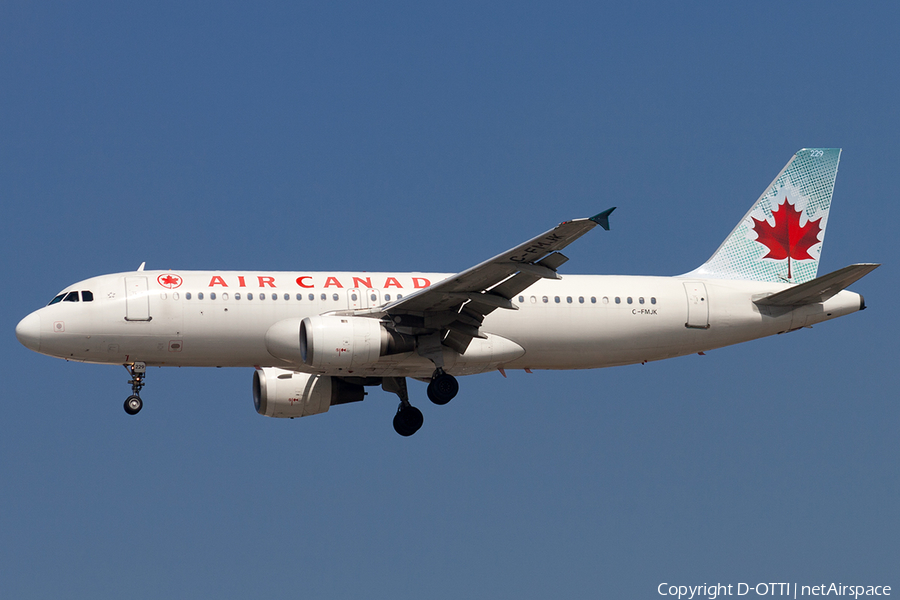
[686,148,841,284]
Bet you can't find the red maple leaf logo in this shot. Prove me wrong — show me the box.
[157,274,183,289]
[751,198,822,279]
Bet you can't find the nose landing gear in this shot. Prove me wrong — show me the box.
[123,362,146,415]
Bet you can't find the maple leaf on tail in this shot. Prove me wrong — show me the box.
[751,198,823,279]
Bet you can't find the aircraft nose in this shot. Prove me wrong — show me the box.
[16,312,41,352]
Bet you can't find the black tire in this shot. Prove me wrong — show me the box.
[427,372,459,405]
[124,395,143,415]
[393,405,423,436]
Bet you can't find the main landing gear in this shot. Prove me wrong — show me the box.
[123,362,146,415]
[384,369,459,436]
[384,377,423,437]
[426,368,459,406]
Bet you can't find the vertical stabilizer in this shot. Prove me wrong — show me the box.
[686,148,841,284]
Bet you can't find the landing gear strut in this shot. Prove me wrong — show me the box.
[383,377,423,436]
[123,362,146,415]
[427,368,459,405]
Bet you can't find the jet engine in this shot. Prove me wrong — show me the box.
[253,367,365,418]
[298,315,386,369]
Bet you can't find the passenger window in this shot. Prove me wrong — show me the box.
[308,294,314,301]
[235,293,241,300]
[247,293,253,300]
[351,293,358,301]
[370,293,377,302]
[173,292,180,300]
[271,293,277,300]
[615,297,621,304]
[210,293,216,300]
[296,293,302,301]
[651,297,657,305]
[639,297,644,304]
[332,293,339,301]
[63,291,79,302]
[81,291,94,302]
[554,296,560,303]
[602,296,608,304]
[627,297,633,304]
[530,296,536,304]
[578,297,584,304]
[397,294,403,299]
[222,293,229,300]
[542,296,548,303]
[186,292,192,300]
[320,294,326,301]
[259,293,265,301]
[518,296,524,303]
[198,292,205,300]
[566,296,573,304]
[48,294,65,305]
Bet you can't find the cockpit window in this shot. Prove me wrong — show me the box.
[63,291,79,302]
[81,291,94,302]
[48,294,65,306]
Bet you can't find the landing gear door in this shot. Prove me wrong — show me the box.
[683,281,709,329]
[125,276,152,321]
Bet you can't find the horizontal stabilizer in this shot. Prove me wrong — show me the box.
[754,263,880,306]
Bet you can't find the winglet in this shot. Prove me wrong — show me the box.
[589,207,616,231]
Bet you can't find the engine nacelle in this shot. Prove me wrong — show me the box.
[299,315,388,370]
[252,367,364,418]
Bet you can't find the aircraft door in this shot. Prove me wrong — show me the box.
[683,281,709,329]
[125,276,152,321]
[347,289,368,310]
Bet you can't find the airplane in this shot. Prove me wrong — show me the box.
[16,148,878,436]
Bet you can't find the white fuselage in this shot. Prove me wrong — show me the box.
[17,270,863,378]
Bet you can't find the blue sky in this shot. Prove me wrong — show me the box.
[2,2,898,598]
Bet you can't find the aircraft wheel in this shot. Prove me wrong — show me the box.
[427,372,459,405]
[393,405,423,437]
[124,395,143,415]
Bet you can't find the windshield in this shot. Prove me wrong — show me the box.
[47,290,94,305]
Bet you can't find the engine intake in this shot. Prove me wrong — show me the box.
[253,367,364,418]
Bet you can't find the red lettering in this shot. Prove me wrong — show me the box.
[296,276,314,288]
[412,277,431,289]
[238,276,246,288]
[352,276,372,289]
[384,277,402,288]
[208,276,228,287]
[324,277,343,288]
[258,276,276,288]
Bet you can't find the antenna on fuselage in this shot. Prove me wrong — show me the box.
[137,262,146,271]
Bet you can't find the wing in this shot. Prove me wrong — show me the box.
[345,208,615,355]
